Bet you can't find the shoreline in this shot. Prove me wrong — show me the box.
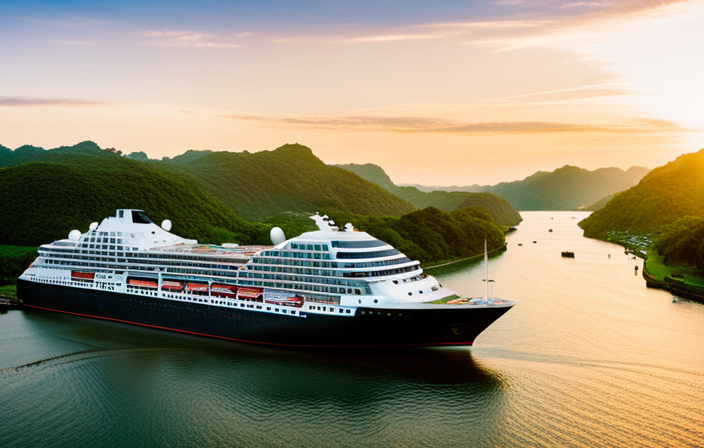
[424,245,507,271]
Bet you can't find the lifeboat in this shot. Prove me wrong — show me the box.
[237,287,263,301]
[186,283,208,294]
[71,271,95,280]
[264,293,304,307]
[211,284,237,298]
[161,281,183,292]
[128,279,157,289]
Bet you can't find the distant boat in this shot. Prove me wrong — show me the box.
[518,243,523,246]
[533,241,537,244]
[561,251,575,258]
[549,229,553,233]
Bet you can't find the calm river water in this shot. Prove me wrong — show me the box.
[1,212,703,447]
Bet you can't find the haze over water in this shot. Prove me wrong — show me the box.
[1,212,703,447]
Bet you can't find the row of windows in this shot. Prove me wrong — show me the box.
[41,253,238,272]
[336,249,400,259]
[342,264,420,278]
[330,240,388,248]
[288,243,329,251]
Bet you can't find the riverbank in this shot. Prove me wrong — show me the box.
[642,252,704,304]
[0,285,20,309]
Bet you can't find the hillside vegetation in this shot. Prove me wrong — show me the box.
[0,141,512,267]
[0,148,268,246]
[398,165,649,211]
[335,163,522,226]
[161,146,416,220]
[579,149,704,239]
[654,216,704,271]
[485,165,650,210]
[0,246,37,286]
[328,206,506,265]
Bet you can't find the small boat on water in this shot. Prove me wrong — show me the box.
[548,229,553,233]
[561,251,575,258]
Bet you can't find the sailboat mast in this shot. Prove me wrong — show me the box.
[484,239,489,301]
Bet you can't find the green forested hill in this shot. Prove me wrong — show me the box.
[0,157,268,247]
[326,206,507,265]
[334,163,522,226]
[0,141,511,266]
[654,216,704,269]
[579,149,704,239]
[160,145,416,220]
[0,141,109,168]
[485,165,650,210]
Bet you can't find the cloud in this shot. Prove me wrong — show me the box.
[0,96,112,107]
[143,30,241,48]
[223,113,695,135]
[488,82,631,104]
[275,0,691,49]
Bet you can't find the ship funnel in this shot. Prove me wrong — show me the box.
[270,227,286,245]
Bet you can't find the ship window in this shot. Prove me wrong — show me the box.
[132,211,153,224]
[118,210,124,218]
[346,310,351,314]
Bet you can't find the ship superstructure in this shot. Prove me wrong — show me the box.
[18,210,516,347]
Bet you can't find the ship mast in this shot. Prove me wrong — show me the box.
[483,240,494,305]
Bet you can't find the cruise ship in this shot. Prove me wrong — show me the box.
[17,209,516,348]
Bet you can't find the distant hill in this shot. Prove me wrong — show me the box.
[579,149,704,239]
[583,194,615,211]
[334,163,522,226]
[0,141,110,168]
[399,165,650,211]
[485,166,650,211]
[0,143,268,246]
[403,183,483,193]
[161,145,416,221]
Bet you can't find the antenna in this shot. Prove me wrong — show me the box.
[483,240,494,305]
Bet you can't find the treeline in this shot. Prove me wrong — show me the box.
[334,163,522,226]
[486,165,649,211]
[328,206,506,265]
[580,148,704,239]
[1,141,511,269]
[654,216,704,271]
[158,145,416,220]
[0,246,37,285]
[0,157,268,247]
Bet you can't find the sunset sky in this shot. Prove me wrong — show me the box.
[1,0,702,185]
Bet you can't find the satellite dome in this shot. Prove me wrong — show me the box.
[89,222,98,231]
[68,230,81,241]
[270,227,286,245]
[161,220,172,231]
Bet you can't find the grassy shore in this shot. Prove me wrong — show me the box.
[644,252,704,288]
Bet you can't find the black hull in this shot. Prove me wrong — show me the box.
[17,279,512,348]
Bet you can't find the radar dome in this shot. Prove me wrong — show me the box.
[270,227,286,245]
[89,222,98,231]
[161,220,172,231]
[68,230,81,241]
